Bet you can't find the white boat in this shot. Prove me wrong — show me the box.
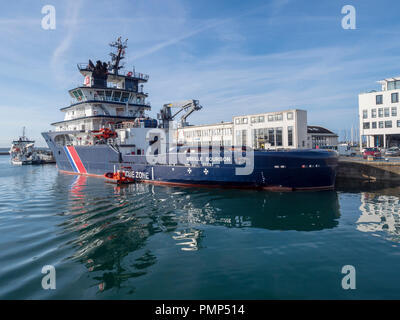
[10,127,38,165]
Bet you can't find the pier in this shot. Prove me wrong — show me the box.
[337,157,400,182]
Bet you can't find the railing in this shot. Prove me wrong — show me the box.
[77,63,149,80]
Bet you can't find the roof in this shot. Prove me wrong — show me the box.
[307,125,337,135]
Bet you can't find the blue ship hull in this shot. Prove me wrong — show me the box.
[42,132,338,191]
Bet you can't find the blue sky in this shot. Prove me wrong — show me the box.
[1,0,400,146]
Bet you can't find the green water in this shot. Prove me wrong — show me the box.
[0,155,400,299]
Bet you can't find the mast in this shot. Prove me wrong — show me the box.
[108,37,128,75]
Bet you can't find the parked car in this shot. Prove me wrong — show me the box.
[338,144,356,156]
[363,147,381,159]
[385,147,400,157]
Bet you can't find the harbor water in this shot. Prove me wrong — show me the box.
[1,154,400,299]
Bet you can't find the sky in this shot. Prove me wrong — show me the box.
[1,0,400,147]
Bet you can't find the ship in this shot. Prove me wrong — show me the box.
[10,127,38,165]
[42,37,338,191]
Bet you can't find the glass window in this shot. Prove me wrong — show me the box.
[372,122,377,129]
[242,118,248,124]
[376,95,383,104]
[268,128,275,146]
[288,126,293,146]
[268,115,274,122]
[363,122,370,129]
[275,113,283,121]
[388,81,400,90]
[251,117,256,123]
[392,92,399,103]
[379,121,384,128]
[258,116,264,122]
[392,107,397,116]
[362,110,368,119]
[378,108,383,117]
[371,109,376,118]
[113,91,121,102]
[287,112,293,120]
[276,127,282,146]
[398,120,400,128]
[235,118,240,124]
[385,121,392,128]
[384,108,390,117]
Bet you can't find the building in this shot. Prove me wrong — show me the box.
[307,126,339,149]
[359,77,400,148]
[178,109,333,150]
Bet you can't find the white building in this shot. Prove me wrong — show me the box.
[359,77,400,148]
[307,126,339,149]
[178,109,312,150]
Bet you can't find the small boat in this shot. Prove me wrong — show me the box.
[104,171,135,184]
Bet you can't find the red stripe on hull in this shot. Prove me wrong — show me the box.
[66,146,87,174]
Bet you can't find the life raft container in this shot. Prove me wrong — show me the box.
[104,171,135,184]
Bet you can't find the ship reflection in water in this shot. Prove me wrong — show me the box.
[59,174,340,293]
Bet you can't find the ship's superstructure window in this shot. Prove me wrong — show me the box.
[385,121,392,128]
[363,110,368,119]
[372,122,377,129]
[378,108,383,117]
[376,95,383,104]
[268,115,273,122]
[392,92,399,103]
[379,121,384,128]
[363,122,370,129]
[397,120,400,127]
[287,112,293,120]
[371,109,376,118]
[275,113,283,121]
[392,107,397,117]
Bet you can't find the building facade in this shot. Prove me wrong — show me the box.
[307,126,339,149]
[178,109,314,150]
[359,77,400,148]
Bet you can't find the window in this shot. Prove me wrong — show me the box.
[287,112,293,120]
[235,118,240,124]
[379,121,384,128]
[376,95,383,104]
[268,128,275,146]
[362,110,368,119]
[251,117,256,123]
[392,93,399,103]
[378,108,383,117]
[372,122,377,129]
[385,121,392,128]
[275,113,283,121]
[371,109,376,118]
[392,107,397,117]
[258,116,264,122]
[398,120,400,128]
[388,81,400,90]
[384,108,390,117]
[268,115,274,122]
[288,126,293,146]
[276,127,283,146]
[242,118,248,124]
[363,122,370,129]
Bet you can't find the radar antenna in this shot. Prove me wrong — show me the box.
[108,36,128,75]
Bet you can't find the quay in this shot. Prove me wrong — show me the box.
[338,157,400,182]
